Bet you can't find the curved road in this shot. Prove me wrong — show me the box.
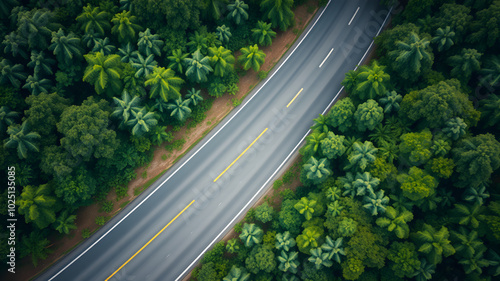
[36,1,391,280]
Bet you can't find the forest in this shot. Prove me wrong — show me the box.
[187,0,500,280]
[0,0,317,275]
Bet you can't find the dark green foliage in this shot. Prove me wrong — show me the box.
[447,48,482,83]
[479,94,500,128]
[49,28,83,67]
[388,32,433,82]
[300,156,332,186]
[354,99,384,132]
[4,120,41,159]
[227,0,249,25]
[55,166,96,207]
[387,242,420,278]
[19,230,53,267]
[326,97,356,133]
[0,59,27,88]
[278,199,303,235]
[245,245,276,274]
[414,224,455,265]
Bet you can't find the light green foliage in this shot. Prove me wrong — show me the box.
[432,26,455,52]
[353,172,380,197]
[448,48,482,83]
[23,75,52,96]
[338,217,357,237]
[398,166,437,201]
[184,49,213,83]
[17,184,57,229]
[238,44,266,71]
[400,79,480,128]
[414,224,455,265]
[311,114,329,134]
[453,203,484,229]
[300,156,332,186]
[111,10,142,43]
[399,130,433,166]
[76,5,110,35]
[308,248,332,270]
[145,66,184,101]
[111,90,142,126]
[354,99,384,132]
[411,258,435,281]
[239,223,263,247]
[452,134,500,188]
[138,28,163,56]
[275,231,296,252]
[0,59,27,88]
[131,54,157,78]
[387,242,421,278]
[451,228,485,259]
[379,90,401,114]
[255,202,274,223]
[216,25,232,44]
[346,141,378,172]
[368,157,397,182]
[53,211,77,234]
[277,250,299,274]
[300,131,325,159]
[58,97,119,161]
[431,138,451,157]
[294,197,317,221]
[92,37,116,55]
[83,53,122,96]
[167,98,191,122]
[320,131,346,159]
[167,49,189,75]
[363,190,389,216]
[223,265,250,281]
[49,28,83,67]
[296,227,321,254]
[342,69,358,93]
[389,33,433,81]
[463,185,490,206]
[187,31,208,54]
[4,121,40,159]
[347,226,388,269]
[326,97,355,133]
[126,107,157,136]
[479,94,500,128]
[355,61,391,100]
[226,238,240,254]
[325,185,341,202]
[252,21,276,46]
[209,46,235,77]
[376,206,413,239]
[19,231,52,267]
[321,236,345,263]
[245,245,276,274]
[28,51,55,76]
[226,0,249,25]
[342,257,365,281]
[260,0,294,31]
[426,157,454,179]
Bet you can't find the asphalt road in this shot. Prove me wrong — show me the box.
[36,1,392,280]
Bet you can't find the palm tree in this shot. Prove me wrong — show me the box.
[216,25,232,44]
[226,238,240,253]
[111,90,142,126]
[0,106,19,132]
[368,124,395,147]
[340,172,356,198]
[4,121,41,159]
[275,231,296,251]
[453,203,484,229]
[379,90,402,113]
[27,51,55,76]
[238,44,266,71]
[131,54,157,78]
[76,4,111,36]
[17,184,56,229]
[252,21,277,46]
[389,193,415,213]
[353,172,380,197]
[327,200,344,217]
[414,224,455,265]
[363,189,389,216]
[111,11,142,44]
[23,75,52,96]
[16,9,58,50]
[2,31,28,59]
[311,114,329,133]
[227,0,249,25]
[223,265,250,281]
[53,211,77,234]
[277,250,300,274]
[459,250,489,275]
[463,185,490,206]
[379,139,399,163]
[300,131,326,158]
[187,31,208,54]
[186,88,203,106]
[49,28,83,66]
[443,117,467,141]
[82,30,101,49]
[480,56,500,87]
[167,98,192,122]
[432,26,455,52]
[208,46,235,77]
[302,156,332,186]
[376,206,413,239]
[325,186,341,202]
[0,0,18,20]
[479,94,500,128]
[91,37,116,55]
[119,0,133,11]
[83,53,122,96]
[341,70,358,93]
[260,0,294,31]
[355,61,390,100]
[203,0,227,21]
[448,48,482,82]
[451,228,485,259]
[309,248,333,270]
[20,231,53,267]
[145,66,184,101]
[138,28,163,56]
[167,49,189,75]
[321,236,345,263]
[126,107,158,136]
[150,126,172,146]
[411,259,435,281]
[390,33,432,79]
[184,49,213,83]
[239,223,263,247]
[118,42,138,63]
[0,59,27,88]
[294,197,317,221]
[346,141,378,171]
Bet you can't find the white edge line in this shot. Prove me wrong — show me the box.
[175,5,394,281]
[348,7,360,25]
[319,48,334,68]
[47,1,334,280]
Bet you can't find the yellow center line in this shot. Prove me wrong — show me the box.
[286,88,304,108]
[105,200,195,281]
[214,128,268,182]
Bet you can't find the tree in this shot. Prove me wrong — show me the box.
[22,75,52,96]
[468,1,500,49]
[300,131,325,159]
[118,42,138,63]
[387,242,421,278]
[16,8,59,50]
[453,203,484,229]
[57,97,119,161]
[223,265,250,281]
[376,206,413,239]
[24,91,69,139]
[197,262,218,281]
[354,61,391,100]
[252,21,276,46]
[184,49,213,83]
[186,88,203,106]
[150,126,172,146]
[216,25,232,44]
[451,228,485,259]
[245,245,276,274]
[255,202,274,223]
[131,0,203,31]
[91,37,116,55]
[260,0,294,31]
[399,129,433,166]
[342,257,364,280]
[426,157,454,179]
[208,46,235,77]
[326,97,355,133]
[111,90,142,126]
[167,49,189,75]
[28,51,55,76]
[459,250,490,275]
[131,54,157,78]
[111,11,142,43]
[82,30,101,49]
[137,28,163,56]
[2,31,28,59]
[275,231,296,251]
[145,66,184,101]
[411,259,435,281]
[167,98,191,122]
[432,26,455,52]
[227,0,249,25]
[226,238,240,254]
[53,211,77,234]
[354,99,384,132]
[17,184,57,229]
[83,53,122,96]
[479,94,500,128]
[346,141,378,172]
[327,200,344,217]
[463,185,490,206]
[415,224,455,265]
[452,134,500,188]
[433,4,471,43]
[363,190,389,216]
[320,132,345,160]
[187,31,208,54]
[480,56,500,88]
[0,106,19,133]
[321,236,345,263]
[443,117,467,141]
[203,0,227,21]
[126,107,158,136]
[49,28,83,67]
[239,223,263,247]
[19,231,52,267]
[448,48,482,83]
[308,248,332,270]
[294,197,317,221]
[277,250,299,274]
[301,156,331,186]
[389,33,433,81]
[379,90,401,114]
[76,4,110,36]
[0,59,27,88]
[398,167,437,201]
[4,121,40,159]
[353,172,380,197]
[278,199,303,235]
[238,44,266,71]
[296,227,321,254]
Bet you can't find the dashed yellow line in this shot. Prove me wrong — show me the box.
[214,128,268,182]
[105,200,195,281]
[287,88,304,108]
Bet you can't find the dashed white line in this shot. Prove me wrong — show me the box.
[319,48,334,68]
[348,7,360,25]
